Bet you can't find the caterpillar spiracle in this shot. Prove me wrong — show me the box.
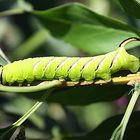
[0,38,139,86]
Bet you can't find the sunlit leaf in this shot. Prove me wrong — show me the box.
[33,3,140,55]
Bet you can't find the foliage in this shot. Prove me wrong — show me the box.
[0,0,140,139]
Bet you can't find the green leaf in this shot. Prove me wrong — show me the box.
[0,48,10,66]
[47,85,131,105]
[0,125,18,140]
[62,25,138,55]
[2,96,45,129]
[16,84,131,105]
[62,111,140,140]
[119,0,140,19]
[33,3,140,55]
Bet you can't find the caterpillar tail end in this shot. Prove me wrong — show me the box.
[128,55,140,73]
[119,37,140,73]
[119,37,140,48]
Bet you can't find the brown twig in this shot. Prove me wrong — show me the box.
[50,73,140,87]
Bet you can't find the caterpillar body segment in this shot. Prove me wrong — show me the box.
[68,57,93,81]
[0,37,140,86]
[81,55,104,81]
[44,57,67,80]
[95,51,117,80]
[110,46,139,73]
[55,57,79,80]
[33,57,54,80]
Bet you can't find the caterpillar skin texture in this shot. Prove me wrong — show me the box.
[0,43,139,85]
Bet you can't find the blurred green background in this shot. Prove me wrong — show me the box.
[0,0,140,139]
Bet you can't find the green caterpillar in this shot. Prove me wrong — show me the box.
[0,38,139,86]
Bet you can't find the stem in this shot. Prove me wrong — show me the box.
[10,81,62,127]
[120,90,139,139]
[13,89,52,127]
[0,80,61,92]
[110,83,140,140]
[13,101,43,126]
